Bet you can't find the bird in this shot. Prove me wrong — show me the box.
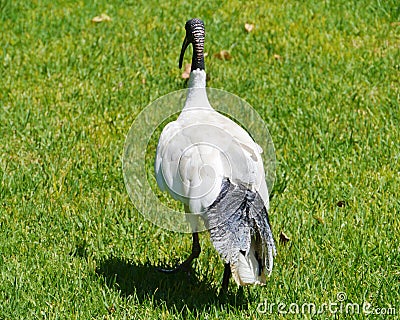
[154,18,276,291]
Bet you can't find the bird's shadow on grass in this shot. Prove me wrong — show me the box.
[96,257,249,313]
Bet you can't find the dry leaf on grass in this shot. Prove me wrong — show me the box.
[279,231,290,244]
[181,63,191,79]
[92,13,111,23]
[337,200,346,207]
[273,54,282,60]
[313,215,325,224]
[214,50,232,60]
[244,23,254,32]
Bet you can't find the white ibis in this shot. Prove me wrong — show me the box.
[155,18,276,290]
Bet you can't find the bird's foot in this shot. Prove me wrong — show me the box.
[157,233,200,275]
[157,257,193,274]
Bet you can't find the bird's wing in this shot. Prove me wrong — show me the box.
[155,121,180,193]
[155,119,226,213]
[204,111,270,207]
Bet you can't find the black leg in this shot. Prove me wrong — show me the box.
[158,233,201,274]
[221,263,231,292]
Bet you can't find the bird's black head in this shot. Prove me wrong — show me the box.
[179,18,205,71]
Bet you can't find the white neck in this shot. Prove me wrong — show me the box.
[183,69,213,111]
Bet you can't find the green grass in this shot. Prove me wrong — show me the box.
[1,0,399,318]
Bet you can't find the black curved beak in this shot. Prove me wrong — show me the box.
[179,35,190,69]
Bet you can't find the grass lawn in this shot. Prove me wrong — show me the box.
[1,0,399,318]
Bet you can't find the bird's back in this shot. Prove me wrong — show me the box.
[155,106,269,214]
